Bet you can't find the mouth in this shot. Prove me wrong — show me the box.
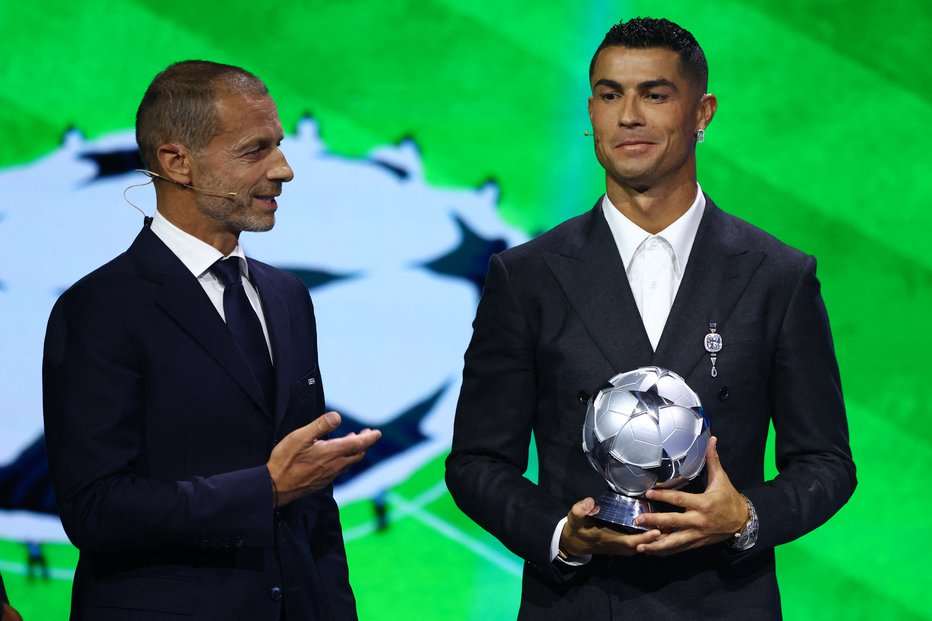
[615,140,654,149]
[253,194,279,209]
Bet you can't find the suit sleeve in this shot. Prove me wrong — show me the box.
[742,256,857,552]
[445,254,568,572]
[42,283,274,552]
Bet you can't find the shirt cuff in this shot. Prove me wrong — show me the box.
[550,517,592,566]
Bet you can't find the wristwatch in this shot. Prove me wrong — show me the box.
[731,494,759,551]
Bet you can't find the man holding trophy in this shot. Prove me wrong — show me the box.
[446,17,856,619]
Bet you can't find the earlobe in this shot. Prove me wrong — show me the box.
[694,94,716,144]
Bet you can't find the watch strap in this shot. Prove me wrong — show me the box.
[731,494,759,551]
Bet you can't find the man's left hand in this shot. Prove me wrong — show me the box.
[633,436,748,556]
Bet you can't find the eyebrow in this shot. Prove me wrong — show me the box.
[234,134,282,153]
[593,78,623,91]
[592,77,680,92]
[639,78,679,91]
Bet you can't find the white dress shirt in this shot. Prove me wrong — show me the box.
[550,185,706,564]
[149,209,273,359]
[602,186,706,350]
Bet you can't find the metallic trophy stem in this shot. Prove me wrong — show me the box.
[594,491,655,533]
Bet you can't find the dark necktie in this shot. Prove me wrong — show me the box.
[210,258,275,412]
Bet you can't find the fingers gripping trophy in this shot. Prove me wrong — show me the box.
[582,366,711,532]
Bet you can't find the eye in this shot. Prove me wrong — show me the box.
[242,145,267,158]
[600,92,620,102]
[646,92,668,102]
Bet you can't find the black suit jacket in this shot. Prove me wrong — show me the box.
[43,225,356,620]
[446,197,856,619]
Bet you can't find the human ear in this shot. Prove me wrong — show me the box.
[155,143,193,185]
[696,93,718,132]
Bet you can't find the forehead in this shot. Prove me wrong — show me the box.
[211,93,283,142]
[590,46,685,87]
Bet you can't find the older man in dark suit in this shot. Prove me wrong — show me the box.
[43,61,380,620]
[446,18,856,619]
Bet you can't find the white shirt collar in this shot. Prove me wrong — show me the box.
[601,184,706,277]
[149,209,248,279]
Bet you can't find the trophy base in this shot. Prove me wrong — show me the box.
[593,492,654,533]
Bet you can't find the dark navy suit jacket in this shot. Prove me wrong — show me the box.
[446,197,856,619]
[43,224,356,620]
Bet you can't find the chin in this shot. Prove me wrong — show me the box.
[239,216,275,233]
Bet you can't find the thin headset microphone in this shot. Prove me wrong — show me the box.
[135,169,238,199]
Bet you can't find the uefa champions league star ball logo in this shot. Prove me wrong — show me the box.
[0,118,527,538]
[583,367,710,497]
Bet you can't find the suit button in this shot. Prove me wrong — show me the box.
[718,386,729,401]
[234,537,244,547]
[577,391,590,404]
[270,586,283,600]
[200,539,209,548]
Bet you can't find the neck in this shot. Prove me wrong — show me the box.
[156,190,239,256]
[605,180,698,235]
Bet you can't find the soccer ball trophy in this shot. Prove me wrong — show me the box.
[582,366,711,532]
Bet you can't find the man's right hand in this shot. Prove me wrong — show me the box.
[267,412,381,507]
[559,497,662,557]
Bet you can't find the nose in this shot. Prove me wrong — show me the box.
[618,96,644,128]
[269,147,294,183]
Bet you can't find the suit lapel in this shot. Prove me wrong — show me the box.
[129,227,272,417]
[248,260,293,429]
[544,203,655,372]
[653,199,764,378]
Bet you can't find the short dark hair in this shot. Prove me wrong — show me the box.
[589,17,708,94]
[135,60,269,172]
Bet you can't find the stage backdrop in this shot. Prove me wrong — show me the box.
[1,1,929,619]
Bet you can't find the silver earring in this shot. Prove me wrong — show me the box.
[696,129,705,143]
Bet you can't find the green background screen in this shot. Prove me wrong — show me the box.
[1,1,929,618]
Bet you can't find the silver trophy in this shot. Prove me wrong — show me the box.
[582,366,710,532]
